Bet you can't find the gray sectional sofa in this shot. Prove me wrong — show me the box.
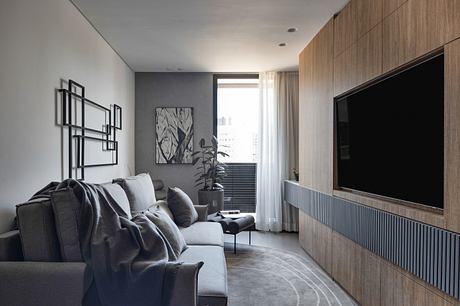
[0,175,228,306]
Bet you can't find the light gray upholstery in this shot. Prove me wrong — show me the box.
[179,246,228,306]
[16,199,61,261]
[166,262,203,306]
[194,205,209,222]
[0,261,86,306]
[0,230,22,261]
[51,188,83,262]
[180,222,224,247]
[167,187,198,227]
[2,177,228,306]
[101,183,132,219]
[114,173,157,214]
[145,209,187,259]
[153,179,164,191]
[150,200,174,220]
[155,189,167,200]
[153,180,167,200]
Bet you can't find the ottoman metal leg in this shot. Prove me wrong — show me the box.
[234,234,237,254]
[249,230,252,245]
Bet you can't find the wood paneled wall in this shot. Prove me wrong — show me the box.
[300,0,460,234]
[298,19,334,195]
[300,211,458,306]
[298,0,460,305]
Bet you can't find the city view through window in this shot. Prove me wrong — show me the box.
[217,78,259,163]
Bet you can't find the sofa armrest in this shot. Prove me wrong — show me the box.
[0,261,86,306]
[194,205,208,222]
[0,230,23,261]
[166,262,204,306]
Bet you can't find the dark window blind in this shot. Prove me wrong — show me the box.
[222,163,257,212]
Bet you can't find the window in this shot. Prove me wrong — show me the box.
[213,74,259,212]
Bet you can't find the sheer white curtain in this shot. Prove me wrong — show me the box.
[256,72,281,231]
[256,71,299,232]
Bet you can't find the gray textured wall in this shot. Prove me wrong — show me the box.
[0,0,135,233]
[135,73,213,204]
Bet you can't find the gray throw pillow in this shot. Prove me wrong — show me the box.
[16,198,62,261]
[144,209,187,259]
[167,187,198,228]
[114,173,156,214]
[101,183,132,219]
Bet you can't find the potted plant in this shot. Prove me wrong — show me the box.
[192,136,229,214]
[293,168,299,181]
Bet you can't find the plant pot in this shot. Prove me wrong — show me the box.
[198,190,224,215]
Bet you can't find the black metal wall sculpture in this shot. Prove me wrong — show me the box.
[59,79,122,180]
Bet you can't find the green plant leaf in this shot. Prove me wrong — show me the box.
[217,151,229,157]
[213,183,224,190]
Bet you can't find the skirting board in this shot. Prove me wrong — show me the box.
[284,180,460,300]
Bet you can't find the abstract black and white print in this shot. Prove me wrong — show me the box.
[155,107,194,164]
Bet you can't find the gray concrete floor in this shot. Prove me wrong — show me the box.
[224,230,305,256]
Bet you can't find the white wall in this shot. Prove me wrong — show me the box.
[0,0,135,232]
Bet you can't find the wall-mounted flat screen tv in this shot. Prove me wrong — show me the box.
[335,53,444,209]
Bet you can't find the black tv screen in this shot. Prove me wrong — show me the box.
[335,53,444,209]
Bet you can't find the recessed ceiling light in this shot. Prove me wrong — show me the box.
[287,27,298,33]
[278,43,287,47]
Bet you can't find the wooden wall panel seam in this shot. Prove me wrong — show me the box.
[382,0,409,19]
[333,20,383,60]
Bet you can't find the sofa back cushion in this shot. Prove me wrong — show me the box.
[149,200,174,221]
[167,187,198,228]
[153,179,167,200]
[51,188,83,262]
[101,183,132,219]
[114,173,156,214]
[16,198,61,261]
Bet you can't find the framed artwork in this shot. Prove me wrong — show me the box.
[155,107,194,164]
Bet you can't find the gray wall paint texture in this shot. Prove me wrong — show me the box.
[0,0,135,232]
[135,73,213,204]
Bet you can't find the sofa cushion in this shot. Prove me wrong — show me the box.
[114,173,156,214]
[144,210,187,259]
[155,189,167,201]
[193,205,208,222]
[178,245,228,306]
[153,179,164,191]
[180,222,224,247]
[16,199,61,261]
[167,187,198,227]
[101,183,132,219]
[51,188,83,262]
[149,200,174,221]
[0,230,23,261]
[166,262,204,306]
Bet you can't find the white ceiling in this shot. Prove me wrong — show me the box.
[71,0,348,72]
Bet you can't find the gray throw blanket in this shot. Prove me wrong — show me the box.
[33,179,181,306]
